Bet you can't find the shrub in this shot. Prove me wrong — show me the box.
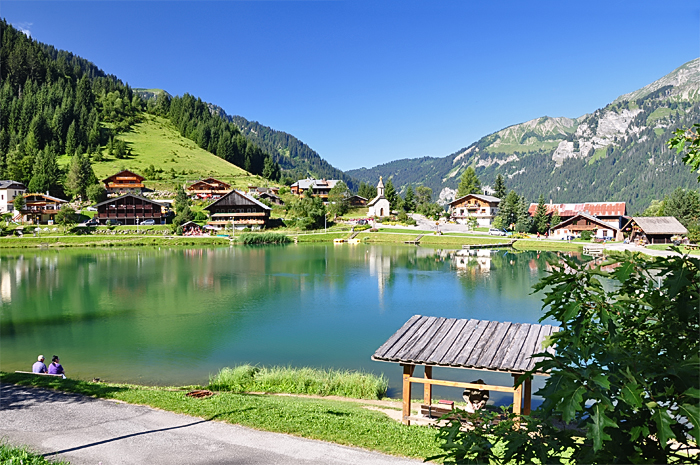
[239,233,290,245]
[580,230,593,241]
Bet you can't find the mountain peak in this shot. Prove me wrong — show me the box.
[613,57,700,104]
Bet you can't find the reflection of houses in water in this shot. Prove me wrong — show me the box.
[367,246,391,299]
[451,249,492,273]
[1,270,11,303]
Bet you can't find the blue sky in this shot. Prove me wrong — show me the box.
[3,1,699,171]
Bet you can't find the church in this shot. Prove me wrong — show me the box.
[367,177,391,218]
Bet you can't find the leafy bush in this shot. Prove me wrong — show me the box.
[580,230,593,241]
[353,224,371,232]
[208,364,388,399]
[194,210,208,221]
[239,233,290,245]
[0,442,69,464]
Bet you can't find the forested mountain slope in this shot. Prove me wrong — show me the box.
[348,58,700,213]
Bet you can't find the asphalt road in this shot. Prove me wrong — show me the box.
[0,384,421,465]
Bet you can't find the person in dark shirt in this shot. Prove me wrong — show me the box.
[48,355,65,376]
[32,355,47,373]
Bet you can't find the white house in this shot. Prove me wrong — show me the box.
[449,194,501,227]
[0,180,26,214]
[367,177,391,218]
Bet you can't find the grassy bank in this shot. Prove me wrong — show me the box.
[0,443,69,464]
[0,235,231,248]
[0,372,441,460]
[207,365,388,399]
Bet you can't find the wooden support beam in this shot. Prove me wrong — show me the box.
[423,366,433,406]
[406,376,516,393]
[402,364,415,425]
[523,377,532,415]
[512,374,522,416]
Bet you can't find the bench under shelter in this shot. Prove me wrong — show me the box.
[372,315,559,425]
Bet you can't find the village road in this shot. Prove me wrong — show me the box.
[0,384,421,465]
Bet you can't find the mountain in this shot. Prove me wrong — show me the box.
[347,58,700,212]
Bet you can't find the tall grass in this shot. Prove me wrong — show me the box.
[0,442,69,464]
[239,233,290,245]
[207,365,388,400]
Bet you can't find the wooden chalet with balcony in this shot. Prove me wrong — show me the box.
[290,178,339,199]
[529,201,626,229]
[449,194,501,227]
[93,194,168,225]
[103,170,146,195]
[19,193,68,224]
[204,190,271,229]
[550,212,622,241]
[187,178,232,199]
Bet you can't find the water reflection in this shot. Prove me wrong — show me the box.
[1,245,574,402]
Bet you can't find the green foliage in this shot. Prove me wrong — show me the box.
[55,206,77,232]
[286,192,326,230]
[384,178,401,211]
[262,155,281,181]
[65,152,97,199]
[173,186,190,213]
[431,252,700,464]
[669,123,700,181]
[403,185,415,212]
[550,211,561,227]
[415,186,433,214]
[493,173,506,200]
[27,146,61,196]
[357,181,377,200]
[397,210,417,226]
[532,194,549,234]
[580,230,593,240]
[327,181,351,217]
[12,194,25,212]
[86,183,106,204]
[194,210,208,222]
[456,167,481,198]
[0,442,70,465]
[239,233,290,245]
[495,190,520,230]
[207,364,388,400]
[661,187,700,228]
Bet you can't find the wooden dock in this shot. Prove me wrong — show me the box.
[404,234,424,245]
[583,244,605,256]
[462,239,516,250]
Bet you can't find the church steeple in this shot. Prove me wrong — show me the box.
[377,176,385,198]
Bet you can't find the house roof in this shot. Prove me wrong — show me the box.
[372,315,559,375]
[0,180,26,190]
[204,190,271,211]
[93,193,165,208]
[24,193,67,203]
[528,202,626,217]
[291,178,340,190]
[551,212,620,231]
[450,193,501,206]
[367,195,389,207]
[102,170,145,184]
[630,217,688,235]
[347,195,367,201]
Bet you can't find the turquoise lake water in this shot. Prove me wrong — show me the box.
[0,244,574,404]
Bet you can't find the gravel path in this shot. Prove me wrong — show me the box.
[0,384,421,465]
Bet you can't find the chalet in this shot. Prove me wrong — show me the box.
[449,194,501,227]
[622,217,688,245]
[290,178,339,199]
[347,195,367,207]
[204,190,271,229]
[187,178,231,199]
[550,212,622,241]
[102,170,145,195]
[259,191,284,205]
[180,221,205,236]
[528,202,626,229]
[0,180,26,214]
[19,193,68,224]
[93,194,168,225]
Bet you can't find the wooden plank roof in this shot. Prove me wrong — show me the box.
[372,315,559,374]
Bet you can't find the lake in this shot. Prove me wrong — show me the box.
[0,244,571,405]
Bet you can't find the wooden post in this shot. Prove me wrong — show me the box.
[523,377,532,415]
[423,365,433,406]
[402,364,415,425]
[512,374,522,415]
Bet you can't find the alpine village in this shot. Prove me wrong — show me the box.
[0,15,698,465]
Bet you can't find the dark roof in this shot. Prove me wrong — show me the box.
[102,170,145,183]
[93,193,165,208]
[205,190,271,211]
[631,216,688,235]
[450,194,501,206]
[551,212,619,231]
[372,315,559,374]
[0,180,26,190]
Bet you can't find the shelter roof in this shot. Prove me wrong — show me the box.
[528,201,626,217]
[630,216,688,235]
[450,193,501,206]
[551,212,619,231]
[372,315,559,374]
[205,190,271,211]
[24,193,67,203]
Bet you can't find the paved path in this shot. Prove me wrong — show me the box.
[0,384,421,465]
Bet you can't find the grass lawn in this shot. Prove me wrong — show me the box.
[0,442,69,464]
[0,235,231,248]
[647,244,700,255]
[0,373,442,460]
[377,227,430,234]
[57,114,274,191]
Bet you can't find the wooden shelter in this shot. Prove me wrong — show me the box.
[372,315,559,425]
[622,216,688,245]
[204,190,271,229]
[102,170,145,195]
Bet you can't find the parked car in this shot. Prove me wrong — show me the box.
[86,206,98,212]
[140,219,156,225]
[105,219,122,226]
[81,218,99,227]
[489,228,507,236]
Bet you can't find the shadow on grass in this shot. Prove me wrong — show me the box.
[0,372,129,406]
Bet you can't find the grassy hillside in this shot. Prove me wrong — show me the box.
[58,114,272,190]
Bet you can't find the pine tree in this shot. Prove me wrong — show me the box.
[384,178,400,211]
[494,174,506,200]
[457,167,481,198]
[65,121,77,156]
[28,146,60,195]
[403,185,415,212]
[532,194,549,234]
[515,197,532,233]
[65,152,97,199]
[496,190,520,230]
[358,182,377,200]
[550,211,562,227]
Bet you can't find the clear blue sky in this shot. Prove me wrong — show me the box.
[3,1,699,171]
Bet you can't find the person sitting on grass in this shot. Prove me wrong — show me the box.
[32,355,47,374]
[48,355,65,377]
